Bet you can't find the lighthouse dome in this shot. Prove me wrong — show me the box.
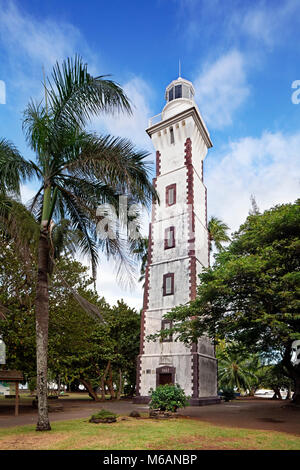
[162,76,195,121]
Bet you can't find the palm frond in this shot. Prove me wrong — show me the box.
[47,55,132,130]
[208,216,231,252]
[0,138,35,195]
[0,194,39,265]
[61,133,157,207]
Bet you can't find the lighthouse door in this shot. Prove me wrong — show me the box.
[156,366,175,387]
[159,373,173,386]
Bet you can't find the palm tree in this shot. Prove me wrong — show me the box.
[207,216,230,254]
[0,56,156,431]
[133,236,149,286]
[217,343,258,393]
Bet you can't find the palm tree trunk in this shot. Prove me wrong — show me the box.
[35,229,51,431]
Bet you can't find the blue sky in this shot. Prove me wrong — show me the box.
[0,0,299,307]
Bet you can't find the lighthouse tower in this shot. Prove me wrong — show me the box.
[134,76,219,405]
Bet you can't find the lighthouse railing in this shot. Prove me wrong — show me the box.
[148,113,162,127]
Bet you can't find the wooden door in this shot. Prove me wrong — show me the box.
[159,373,173,386]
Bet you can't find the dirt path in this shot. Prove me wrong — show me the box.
[0,397,299,436]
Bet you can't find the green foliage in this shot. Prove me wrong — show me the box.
[216,341,261,392]
[259,364,294,392]
[149,384,189,412]
[219,387,236,402]
[207,216,230,253]
[0,243,140,398]
[156,201,300,401]
[0,55,157,429]
[90,409,117,420]
[132,236,148,285]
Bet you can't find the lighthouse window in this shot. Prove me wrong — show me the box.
[161,320,173,342]
[164,226,175,249]
[168,87,174,101]
[166,184,176,206]
[163,273,174,296]
[170,127,174,144]
[175,84,182,99]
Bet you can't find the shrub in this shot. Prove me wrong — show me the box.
[149,384,189,412]
[90,409,117,420]
[220,387,236,402]
[89,409,118,423]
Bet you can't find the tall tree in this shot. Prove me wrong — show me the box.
[158,201,300,404]
[0,56,156,430]
[216,342,259,393]
[133,236,149,286]
[207,216,230,255]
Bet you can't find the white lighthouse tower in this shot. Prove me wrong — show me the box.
[134,76,219,405]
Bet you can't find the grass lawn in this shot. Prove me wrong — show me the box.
[0,392,102,401]
[0,416,299,450]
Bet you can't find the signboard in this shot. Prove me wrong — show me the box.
[0,381,9,395]
[0,339,6,364]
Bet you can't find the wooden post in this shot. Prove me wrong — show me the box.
[15,381,19,416]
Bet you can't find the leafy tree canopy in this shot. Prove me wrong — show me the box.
[159,201,300,402]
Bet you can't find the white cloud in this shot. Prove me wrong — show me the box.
[237,0,300,47]
[95,257,144,310]
[20,183,38,205]
[194,50,250,129]
[0,1,93,66]
[0,0,97,109]
[92,76,155,154]
[0,1,155,312]
[206,131,300,234]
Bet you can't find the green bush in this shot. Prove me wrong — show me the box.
[149,384,189,412]
[90,409,117,420]
[220,387,236,402]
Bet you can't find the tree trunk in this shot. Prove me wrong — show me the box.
[57,376,61,396]
[99,361,110,401]
[272,387,282,400]
[282,344,300,405]
[80,379,99,401]
[116,369,123,400]
[107,363,115,399]
[35,230,51,431]
[293,376,300,405]
[286,385,292,400]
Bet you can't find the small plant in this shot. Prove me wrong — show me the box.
[28,377,37,394]
[220,387,236,402]
[149,384,189,412]
[89,409,117,423]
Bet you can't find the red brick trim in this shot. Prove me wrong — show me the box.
[156,150,161,177]
[136,173,158,396]
[135,355,142,396]
[184,138,197,301]
[184,138,199,399]
[189,256,197,300]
